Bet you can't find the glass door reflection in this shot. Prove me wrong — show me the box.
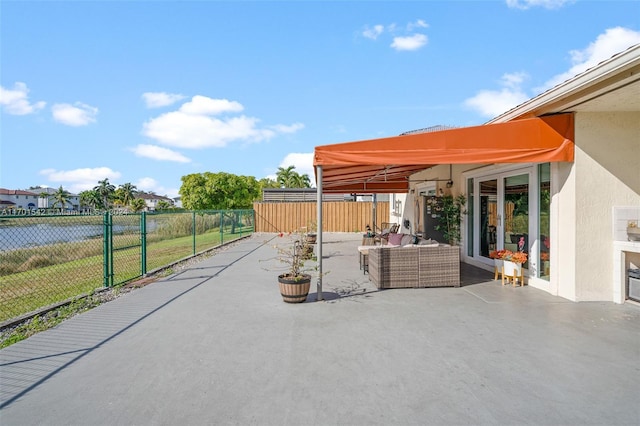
[479,179,497,258]
[503,174,529,269]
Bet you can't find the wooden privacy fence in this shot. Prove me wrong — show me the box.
[253,202,390,233]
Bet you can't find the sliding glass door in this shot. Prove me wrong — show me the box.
[475,170,531,267]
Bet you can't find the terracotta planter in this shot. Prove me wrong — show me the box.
[278,274,311,303]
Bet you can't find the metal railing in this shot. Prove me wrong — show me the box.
[0,209,254,324]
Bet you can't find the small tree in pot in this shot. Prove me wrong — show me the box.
[267,229,317,303]
[435,194,467,246]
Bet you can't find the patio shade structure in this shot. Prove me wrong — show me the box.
[313,113,574,194]
[312,113,574,300]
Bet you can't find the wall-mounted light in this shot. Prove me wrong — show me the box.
[446,180,454,188]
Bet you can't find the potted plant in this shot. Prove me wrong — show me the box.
[303,221,318,245]
[491,249,528,286]
[270,229,317,303]
[489,249,507,280]
[436,194,467,246]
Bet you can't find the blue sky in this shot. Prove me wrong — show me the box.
[2,0,639,198]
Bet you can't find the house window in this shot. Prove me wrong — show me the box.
[538,163,551,280]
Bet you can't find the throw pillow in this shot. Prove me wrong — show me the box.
[387,233,403,246]
[400,234,413,246]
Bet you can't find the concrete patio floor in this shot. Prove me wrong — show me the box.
[1,232,639,425]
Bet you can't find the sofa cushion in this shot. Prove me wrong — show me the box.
[387,233,403,245]
[400,234,414,246]
[418,238,438,245]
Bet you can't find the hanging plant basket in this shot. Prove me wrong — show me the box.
[278,274,311,303]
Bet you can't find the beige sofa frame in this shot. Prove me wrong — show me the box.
[368,245,460,289]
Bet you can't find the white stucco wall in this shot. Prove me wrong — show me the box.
[555,161,577,300]
[571,111,640,301]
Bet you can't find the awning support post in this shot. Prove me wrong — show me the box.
[316,165,323,301]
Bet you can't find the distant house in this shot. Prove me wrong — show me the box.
[0,188,40,211]
[28,187,80,211]
[135,193,175,211]
[0,188,80,211]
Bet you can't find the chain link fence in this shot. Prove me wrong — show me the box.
[0,209,254,324]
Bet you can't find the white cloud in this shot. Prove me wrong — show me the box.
[142,95,303,149]
[179,95,244,115]
[142,92,186,108]
[391,34,428,51]
[407,20,428,31]
[539,27,640,91]
[52,102,98,126]
[270,123,305,133]
[129,144,191,163]
[464,72,530,117]
[362,21,429,51]
[506,0,574,10]
[136,177,179,198]
[39,167,121,193]
[0,82,46,115]
[362,24,384,40]
[465,27,640,119]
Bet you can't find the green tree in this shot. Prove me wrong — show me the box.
[291,172,311,188]
[79,189,101,210]
[276,166,296,188]
[276,165,311,188]
[130,198,147,212]
[156,200,172,210]
[179,172,261,210]
[115,182,137,206]
[435,194,467,246]
[51,186,71,210]
[259,177,280,189]
[94,179,116,209]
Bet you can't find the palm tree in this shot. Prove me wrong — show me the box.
[94,179,116,210]
[52,186,71,211]
[130,198,147,212]
[290,172,311,188]
[79,190,101,210]
[276,166,296,188]
[117,182,137,206]
[156,200,172,210]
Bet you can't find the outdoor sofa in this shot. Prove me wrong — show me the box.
[367,241,460,289]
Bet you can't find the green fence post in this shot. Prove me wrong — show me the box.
[141,211,147,276]
[220,211,224,245]
[103,211,113,287]
[192,211,196,255]
[109,213,114,287]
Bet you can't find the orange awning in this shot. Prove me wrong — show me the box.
[313,113,574,193]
